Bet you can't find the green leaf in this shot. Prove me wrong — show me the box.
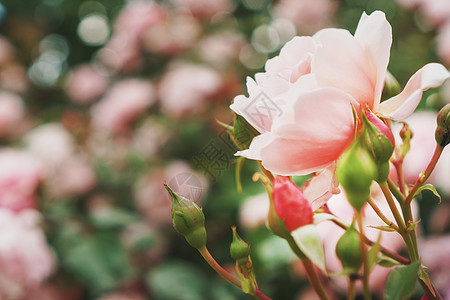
[406,219,421,232]
[412,184,442,203]
[368,225,397,232]
[233,114,259,149]
[377,255,402,268]
[385,261,420,300]
[418,267,436,297]
[291,224,326,272]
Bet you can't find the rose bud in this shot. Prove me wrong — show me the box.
[335,225,363,273]
[165,184,207,249]
[435,103,450,147]
[361,109,394,182]
[230,226,251,266]
[337,142,377,211]
[272,176,314,232]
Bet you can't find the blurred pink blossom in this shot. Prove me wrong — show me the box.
[134,161,208,227]
[0,209,55,299]
[24,123,96,198]
[197,31,246,67]
[239,193,270,229]
[419,235,450,299]
[143,14,200,55]
[0,36,14,66]
[0,150,43,212]
[96,293,144,300]
[273,0,338,35]
[437,21,450,66]
[99,1,166,72]
[65,64,109,105]
[131,118,171,159]
[170,0,234,20]
[91,79,155,134]
[0,91,25,137]
[158,63,222,118]
[0,63,29,93]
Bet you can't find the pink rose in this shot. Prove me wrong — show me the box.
[65,64,109,105]
[273,0,338,35]
[91,79,155,134]
[0,150,43,212]
[0,209,55,299]
[0,91,25,137]
[158,63,222,118]
[239,193,270,229]
[197,31,246,67]
[231,11,449,176]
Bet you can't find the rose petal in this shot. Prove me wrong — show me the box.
[378,63,450,120]
[312,28,376,108]
[237,88,356,175]
[355,11,392,107]
[303,163,340,211]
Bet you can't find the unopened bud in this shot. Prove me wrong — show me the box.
[337,142,377,211]
[361,110,394,182]
[230,227,251,266]
[436,104,450,147]
[336,225,363,272]
[272,176,313,232]
[165,184,207,249]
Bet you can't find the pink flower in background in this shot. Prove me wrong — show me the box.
[24,123,96,198]
[391,111,450,193]
[0,209,55,299]
[65,64,109,105]
[419,235,450,299]
[197,31,246,67]
[0,36,14,66]
[99,1,166,72]
[231,11,449,176]
[0,150,43,212]
[143,14,200,55]
[273,0,338,35]
[170,0,234,20]
[437,22,450,66]
[134,161,208,227]
[91,79,155,134]
[239,193,270,229]
[0,91,25,137]
[131,118,171,160]
[158,63,222,118]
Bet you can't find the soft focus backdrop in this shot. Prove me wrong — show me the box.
[0,0,449,299]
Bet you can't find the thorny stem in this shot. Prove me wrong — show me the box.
[392,159,406,195]
[198,247,272,300]
[286,237,331,300]
[356,212,371,300]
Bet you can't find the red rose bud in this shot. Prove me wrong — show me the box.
[335,225,363,272]
[230,227,251,266]
[436,103,450,147]
[165,184,207,249]
[272,176,313,232]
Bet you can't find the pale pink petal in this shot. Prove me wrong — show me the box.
[237,88,356,175]
[303,163,340,211]
[378,63,450,120]
[355,11,392,107]
[312,28,376,108]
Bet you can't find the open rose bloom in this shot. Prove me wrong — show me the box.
[231,10,449,176]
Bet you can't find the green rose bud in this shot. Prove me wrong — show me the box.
[230,227,251,266]
[338,142,377,211]
[361,110,394,182]
[165,184,207,249]
[436,104,450,147]
[336,225,363,273]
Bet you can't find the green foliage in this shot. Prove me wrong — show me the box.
[384,261,420,300]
